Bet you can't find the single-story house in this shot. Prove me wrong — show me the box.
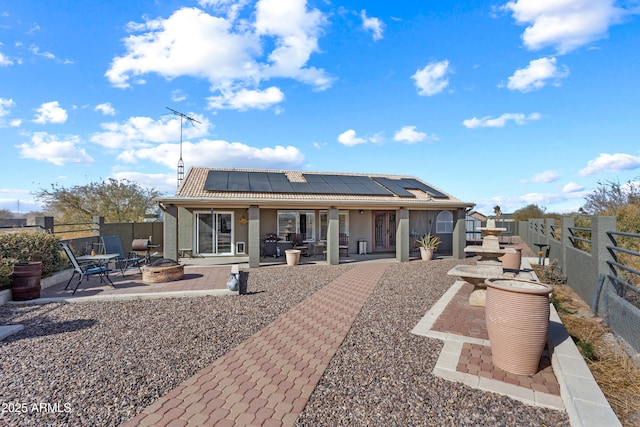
[157,167,475,267]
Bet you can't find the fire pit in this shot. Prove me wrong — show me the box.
[141,258,184,284]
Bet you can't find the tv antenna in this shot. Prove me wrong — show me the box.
[166,107,201,189]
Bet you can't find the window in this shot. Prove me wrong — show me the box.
[319,211,349,241]
[436,210,453,234]
[277,211,315,241]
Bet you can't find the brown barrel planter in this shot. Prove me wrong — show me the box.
[484,278,553,375]
[12,262,42,301]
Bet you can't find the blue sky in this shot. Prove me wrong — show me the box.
[1,0,640,216]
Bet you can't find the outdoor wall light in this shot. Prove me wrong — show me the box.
[359,210,364,214]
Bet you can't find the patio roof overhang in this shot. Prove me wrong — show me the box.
[155,195,475,211]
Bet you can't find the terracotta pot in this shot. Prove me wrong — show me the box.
[499,248,522,271]
[484,278,553,375]
[419,247,434,261]
[285,249,301,266]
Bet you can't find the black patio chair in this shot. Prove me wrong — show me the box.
[101,236,143,276]
[60,242,114,295]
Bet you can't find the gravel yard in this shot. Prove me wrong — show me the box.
[0,258,569,426]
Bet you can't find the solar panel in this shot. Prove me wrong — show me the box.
[267,173,294,192]
[248,172,272,192]
[204,170,444,198]
[347,183,375,195]
[328,182,354,194]
[374,178,414,197]
[290,182,313,193]
[204,171,229,191]
[337,175,361,184]
[302,174,325,183]
[227,171,251,191]
[309,182,335,193]
[401,178,448,198]
[319,174,342,184]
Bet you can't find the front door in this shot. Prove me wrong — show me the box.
[195,211,233,255]
[373,211,396,252]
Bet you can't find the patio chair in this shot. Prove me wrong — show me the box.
[290,233,309,257]
[101,235,143,276]
[60,242,114,295]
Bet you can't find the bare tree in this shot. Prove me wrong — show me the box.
[35,178,161,223]
[582,178,640,215]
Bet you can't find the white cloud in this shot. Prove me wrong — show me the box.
[91,114,211,150]
[207,86,284,110]
[29,44,55,60]
[106,3,331,110]
[463,112,541,128]
[563,182,584,193]
[412,60,451,96]
[0,98,15,117]
[125,139,305,170]
[506,57,569,92]
[361,10,384,41]
[393,126,437,144]
[32,101,68,124]
[17,132,94,166]
[502,0,627,54]
[525,170,560,183]
[171,89,187,102]
[337,129,368,147]
[579,152,640,176]
[0,52,13,66]
[95,102,116,116]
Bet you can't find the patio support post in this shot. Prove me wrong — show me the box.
[396,208,409,262]
[248,206,260,268]
[163,205,179,261]
[561,216,574,273]
[452,208,466,259]
[35,216,54,233]
[327,207,339,265]
[92,216,104,237]
[592,216,616,280]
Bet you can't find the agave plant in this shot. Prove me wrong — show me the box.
[415,233,440,250]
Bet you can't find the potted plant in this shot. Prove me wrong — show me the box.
[416,234,440,261]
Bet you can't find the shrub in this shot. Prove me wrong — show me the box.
[0,232,63,290]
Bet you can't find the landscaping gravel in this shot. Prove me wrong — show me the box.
[0,259,569,426]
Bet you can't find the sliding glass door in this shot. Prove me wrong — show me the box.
[195,211,233,255]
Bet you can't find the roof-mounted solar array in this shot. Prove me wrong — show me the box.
[203,170,448,199]
[372,177,448,199]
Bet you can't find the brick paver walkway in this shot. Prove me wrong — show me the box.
[121,263,389,427]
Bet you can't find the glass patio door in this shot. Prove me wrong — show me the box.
[196,212,233,255]
[373,211,396,252]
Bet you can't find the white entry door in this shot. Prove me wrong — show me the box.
[195,211,233,255]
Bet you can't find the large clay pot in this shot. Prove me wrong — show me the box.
[485,278,553,375]
[500,248,522,271]
[285,249,301,266]
[419,247,434,261]
[12,262,42,301]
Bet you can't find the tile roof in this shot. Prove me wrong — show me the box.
[159,167,474,209]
